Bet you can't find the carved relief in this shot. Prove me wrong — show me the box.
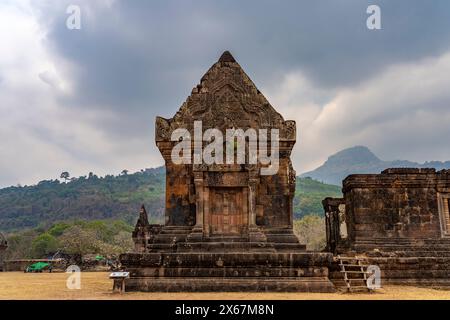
[205,172,248,187]
[157,53,294,139]
[155,116,171,141]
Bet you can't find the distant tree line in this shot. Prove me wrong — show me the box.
[0,167,166,231]
[5,220,134,260]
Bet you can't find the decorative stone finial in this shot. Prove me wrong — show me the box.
[137,204,149,227]
[218,50,236,63]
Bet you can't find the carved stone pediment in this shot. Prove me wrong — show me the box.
[156,51,296,141]
[205,172,249,187]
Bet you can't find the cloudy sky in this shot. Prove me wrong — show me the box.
[1,0,450,187]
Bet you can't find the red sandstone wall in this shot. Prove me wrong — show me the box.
[345,186,440,240]
[342,169,449,243]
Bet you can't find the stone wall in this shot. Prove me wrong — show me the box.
[325,168,450,287]
[325,168,450,253]
[3,259,66,272]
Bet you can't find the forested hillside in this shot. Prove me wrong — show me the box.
[293,177,341,219]
[0,167,166,231]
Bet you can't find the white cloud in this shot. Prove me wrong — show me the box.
[0,1,162,187]
[266,51,450,173]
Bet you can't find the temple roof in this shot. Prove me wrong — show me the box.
[218,50,236,63]
[175,51,284,127]
[155,51,296,141]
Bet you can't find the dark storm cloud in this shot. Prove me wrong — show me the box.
[44,0,450,109]
[30,0,450,149]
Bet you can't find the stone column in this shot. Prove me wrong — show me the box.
[248,179,257,228]
[247,171,266,242]
[194,172,204,228]
[188,171,204,241]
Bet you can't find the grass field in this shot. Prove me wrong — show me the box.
[1,272,450,300]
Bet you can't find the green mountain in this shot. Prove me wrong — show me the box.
[294,177,341,218]
[0,168,166,232]
[301,146,450,186]
[0,167,340,232]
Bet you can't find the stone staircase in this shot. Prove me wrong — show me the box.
[146,225,306,253]
[147,226,192,252]
[264,228,307,251]
[330,256,373,292]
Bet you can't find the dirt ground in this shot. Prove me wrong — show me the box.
[1,272,450,300]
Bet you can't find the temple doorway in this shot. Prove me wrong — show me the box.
[209,187,248,235]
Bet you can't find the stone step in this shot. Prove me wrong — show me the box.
[159,227,192,234]
[129,266,329,278]
[383,278,450,286]
[204,236,250,242]
[339,264,369,267]
[272,243,307,251]
[177,242,277,252]
[149,241,307,252]
[381,270,450,278]
[159,226,192,231]
[330,271,368,279]
[354,240,450,247]
[152,235,188,243]
[147,243,176,252]
[263,228,297,235]
[356,242,450,247]
[159,230,191,235]
[265,234,301,243]
[367,251,450,257]
[123,277,336,292]
[120,252,333,268]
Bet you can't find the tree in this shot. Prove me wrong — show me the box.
[293,215,326,251]
[121,170,129,176]
[59,226,100,255]
[48,222,71,237]
[112,231,134,253]
[60,171,70,183]
[31,233,59,258]
[4,230,39,260]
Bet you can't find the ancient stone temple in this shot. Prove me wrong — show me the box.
[324,168,450,286]
[119,51,334,292]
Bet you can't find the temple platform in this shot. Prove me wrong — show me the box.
[120,251,335,292]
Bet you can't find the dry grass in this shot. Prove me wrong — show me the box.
[1,272,450,300]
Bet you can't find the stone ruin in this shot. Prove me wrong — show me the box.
[119,51,334,292]
[324,168,450,287]
[119,51,450,291]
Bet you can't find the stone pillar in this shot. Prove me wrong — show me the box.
[322,198,345,253]
[248,178,257,227]
[247,171,266,242]
[188,171,204,241]
[194,172,204,228]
